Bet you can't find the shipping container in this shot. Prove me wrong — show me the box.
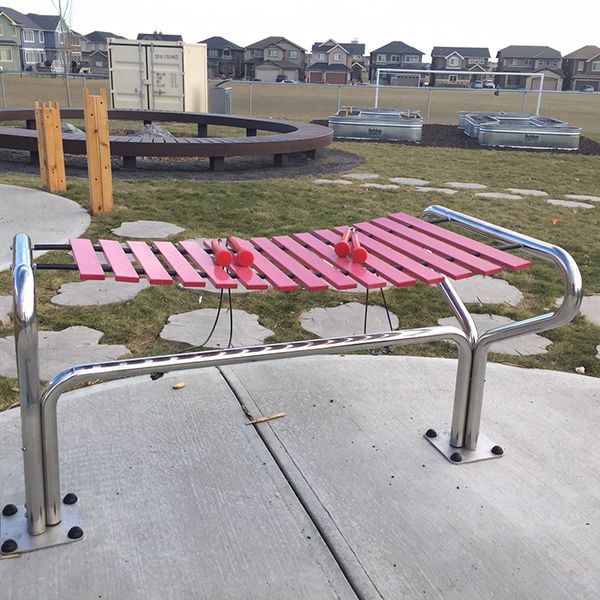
[108,39,208,112]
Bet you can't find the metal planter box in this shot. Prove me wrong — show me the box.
[329,107,423,141]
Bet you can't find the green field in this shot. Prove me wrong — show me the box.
[0,76,599,411]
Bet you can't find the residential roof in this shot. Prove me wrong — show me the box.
[432,46,490,58]
[137,33,183,42]
[247,36,305,52]
[371,41,423,56]
[26,13,60,31]
[199,36,243,51]
[497,45,561,59]
[307,62,350,72]
[312,41,365,55]
[85,31,124,42]
[0,6,41,29]
[563,45,600,60]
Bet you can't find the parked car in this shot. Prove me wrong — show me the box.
[483,80,495,89]
[471,80,483,89]
[280,79,298,84]
[582,85,595,92]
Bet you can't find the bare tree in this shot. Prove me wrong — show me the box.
[51,0,73,106]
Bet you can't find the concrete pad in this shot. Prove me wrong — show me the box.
[51,279,150,306]
[160,308,274,348]
[438,313,551,355]
[0,295,11,326]
[547,199,594,209]
[449,275,523,306]
[0,327,130,381]
[444,181,488,189]
[223,355,600,599]
[0,370,356,600]
[0,184,90,271]
[475,192,523,200]
[564,194,600,202]
[414,187,458,195]
[342,173,380,180]
[555,294,600,327]
[505,188,548,197]
[111,220,185,239]
[359,183,399,190]
[389,177,429,186]
[314,179,353,185]
[300,302,399,337]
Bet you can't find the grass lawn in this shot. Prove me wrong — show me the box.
[0,139,599,411]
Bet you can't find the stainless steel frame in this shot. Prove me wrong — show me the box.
[3,206,582,553]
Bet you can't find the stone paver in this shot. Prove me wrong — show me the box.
[51,279,150,306]
[160,308,274,348]
[475,192,523,200]
[314,179,353,185]
[556,294,600,326]
[0,184,90,271]
[438,313,551,355]
[0,326,130,381]
[596,345,600,360]
[389,177,430,186]
[0,295,11,326]
[505,188,548,197]
[445,182,487,190]
[299,302,399,338]
[564,194,600,202]
[547,199,594,209]
[342,173,380,180]
[450,276,523,306]
[111,220,185,239]
[414,187,458,195]
[360,183,399,190]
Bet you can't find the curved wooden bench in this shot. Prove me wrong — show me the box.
[0,108,333,171]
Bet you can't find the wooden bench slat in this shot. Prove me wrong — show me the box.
[251,237,329,292]
[354,222,473,280]
[154,241,206,287]
[70,238,105,280]
[310,230,415,288]
[294,232,389,288]
[127,241,173,285]
[389,212,532,271]
[98,239,140,282]
[371,217,503,276]
[233,238,299,292]
[180,240,238,289]
[272,235,357,290]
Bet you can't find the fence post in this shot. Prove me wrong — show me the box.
[249,81,253,116]
[426,86,433,124]
[337,85,341,110]
[33,100,66,193]
[0,71,6,108]
[83,87,113,214]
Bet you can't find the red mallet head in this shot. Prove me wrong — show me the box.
[227,236,254,267]
[334,228,352,257]
[211,240,233,267]
[350,231,368,263]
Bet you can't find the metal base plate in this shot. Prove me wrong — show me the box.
[1,502,82,555]
[425,430,504,464]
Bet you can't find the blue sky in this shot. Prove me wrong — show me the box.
[20,0,597,58]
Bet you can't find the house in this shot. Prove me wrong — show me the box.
[200,36,244,79]
[81,30,123,74]
[430,46,490,86]
[307,39,366,84]
[244,36,305,82]
[0,6,45,70]
[562,46,600,91]
[369,41,424,85]
[0,9,21,71]
[27,14,65,68]
[495,45,562,89]
[137,32,183,42]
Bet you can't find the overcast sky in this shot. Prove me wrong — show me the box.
[22,0,596,58]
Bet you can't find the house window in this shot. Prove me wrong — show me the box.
[577,61,585,71]
[23,29,35,42]
[12,26,16,36]
[316,52,324,60]
[447,56,460,67]
[39,31,45,43]
[252,49,260,57]
[405,55,419,63]
[208,49,218,57]
[390,55,400,62]
[376,54,386,62]
[95,60,104,67]
[267,48,278,57]
[0,49,13,62]
[333,52,342,61]
[449,74,458,83]
[592,61,600,72]
[524,58,532,66]
[0,24,3,36]
[552,59,559,67]
[222,48,231,57]
[25,50,43,63]
[288,50,298,59]
[508,58,518,65]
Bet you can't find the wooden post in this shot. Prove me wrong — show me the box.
[83,88,113,214]
[33,100,66,192]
